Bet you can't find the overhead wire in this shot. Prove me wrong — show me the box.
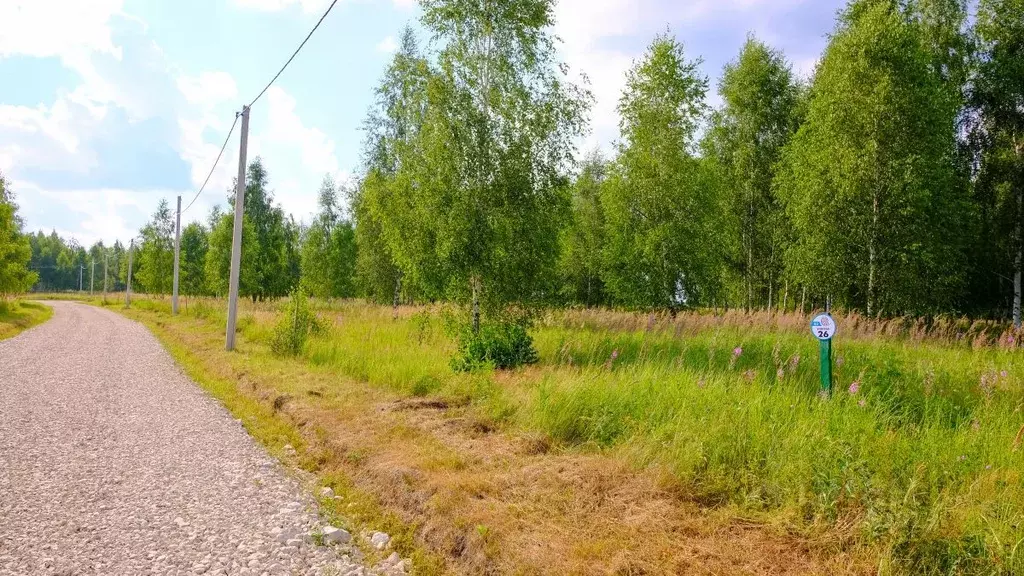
[181,0,339,215]
[247,0,340,108]
[181,112,240,215]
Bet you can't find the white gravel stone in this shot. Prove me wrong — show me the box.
[0,302,372,576]
[369,532,390,550]
[322,526,351,544]
[319,487,334,498]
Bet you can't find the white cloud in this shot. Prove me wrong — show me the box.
[14,179,182,247]
[231,0,331,13]
[239,86,342,222]
[377,35,398,54]
[176,71,238,106]
[175,70,242,204]
[554,0,815,154]
[0,0,124,65]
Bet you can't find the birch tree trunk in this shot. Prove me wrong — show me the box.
[867,192,879,317]
[471,275,481,334]
[1015,183,1022,329]
[392,272,402,320]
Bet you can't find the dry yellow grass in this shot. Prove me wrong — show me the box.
[108,297,875,576]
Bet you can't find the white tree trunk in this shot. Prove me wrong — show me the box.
[1015,185,1022,329]
[867,192,879,317]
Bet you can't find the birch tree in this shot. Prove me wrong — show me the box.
[373,0,589,330]
[704,37,801,311]
[970,0,1024,325]
[778,0,970,315]
[0,176,36,296]
[601,33,723,310]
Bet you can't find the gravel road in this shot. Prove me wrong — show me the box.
[0,302,382,576]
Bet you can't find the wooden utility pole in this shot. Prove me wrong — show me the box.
[225,106,250,351]
[126,240,134,308]
[90,260,95,295]
[79,264,83,292]
[103,253,108,300]
[173,195,182,315]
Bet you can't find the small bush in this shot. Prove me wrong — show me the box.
[451,321,539,372]
[270,290,324,357]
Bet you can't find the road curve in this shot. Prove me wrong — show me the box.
[0,302,365,576]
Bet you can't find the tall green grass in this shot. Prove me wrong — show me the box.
[123,297,1024,573]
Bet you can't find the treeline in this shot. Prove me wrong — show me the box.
[20,0,1024,327]
[353,0,1024,323]
[25,160,352,303]
[0,176,35,297]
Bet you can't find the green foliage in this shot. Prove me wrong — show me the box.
[703,37,801,310]
[205,212,258,297]
[450,320,539,372]
[27,230,87,292]
[352,175,404,305]
[559,150,608,307]
[269,289,324,357]
[366,4,590,326]
[601,33,723,310]
[301,175,357,299]
[180,222,209,296]
[233,158,301,301]
[778,0,971,315]
[0,176,36,296]
[967,0,1024,318]
[136,198,175,295]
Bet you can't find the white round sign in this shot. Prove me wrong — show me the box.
[810,313,836,340]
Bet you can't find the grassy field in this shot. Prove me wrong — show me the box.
[65,294,1024,574]
[0,299,52,341]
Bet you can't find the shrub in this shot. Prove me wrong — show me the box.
[270,289,324,357]
[451,321,539,372]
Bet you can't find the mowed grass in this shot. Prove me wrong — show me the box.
[301,303,1024,574]
[90,294,1024,574]
[0,299,52,340]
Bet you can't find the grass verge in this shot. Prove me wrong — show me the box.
[0,299,53,341]
[56,293,1024,574]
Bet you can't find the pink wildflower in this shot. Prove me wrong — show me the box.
[733,347,743,357]
[848,381,860,395]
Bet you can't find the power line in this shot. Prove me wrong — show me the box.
[248,0,340,108]
[182,113,240,215]
[182,0,339,216]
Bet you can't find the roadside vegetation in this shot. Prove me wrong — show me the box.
[12,0,1024,573]
[55,293,1021,575]
[0,300,51,341]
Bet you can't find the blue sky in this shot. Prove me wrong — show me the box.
[0,0,846,247]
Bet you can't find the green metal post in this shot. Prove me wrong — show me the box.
[819,338,832,396]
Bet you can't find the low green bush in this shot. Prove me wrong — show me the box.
[451,321,539,372]
[270,290,324,357]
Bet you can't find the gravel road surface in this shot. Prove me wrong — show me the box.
[0,302,378,576]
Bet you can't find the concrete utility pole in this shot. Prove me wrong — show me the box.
[173,195,182,315]
[126,240,134,308]
[225,106,250,351]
